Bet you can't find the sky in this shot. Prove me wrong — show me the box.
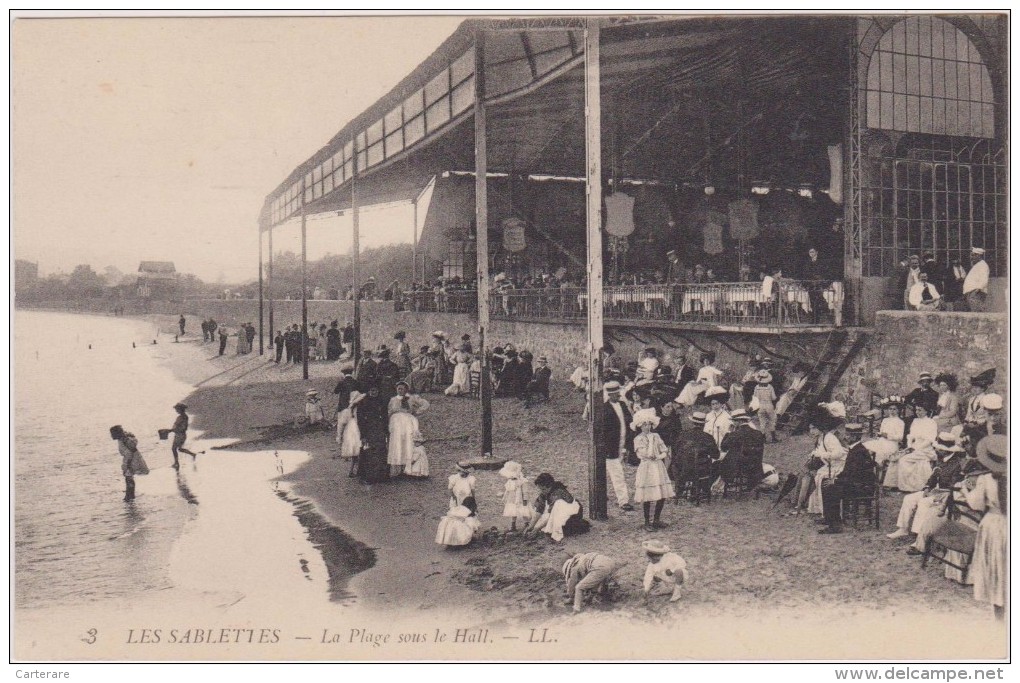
[12,15,462,283]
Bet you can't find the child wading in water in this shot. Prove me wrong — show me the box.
[498,460,532,531]
[641,539,689,604]
[448,463,477,509]
[631,408,674,531]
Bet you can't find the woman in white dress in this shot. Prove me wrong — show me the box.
[444,344,473,396]
[866,398,906,487]
[933,373,961,432]
[894,403,938,492]
[790,403,846,515]
[386,381,430,476]
[964,435,1007,620]
[676,352,723,407]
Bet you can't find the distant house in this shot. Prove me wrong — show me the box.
[137,261,177,299]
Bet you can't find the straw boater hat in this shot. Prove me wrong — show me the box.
[975,435,1007,474]
[537,356,548,363]
[844,423,864,435]
[981,393,1003,411]
[730,409,750,422]
[642,539,670,555]
[604,380,623,393]
[918,372,933,382]
[499,460,523,479]
[630,408,660,431]
[971,246,986,255]
[689,411,708,425]
[306,389,319,397]
[934,432,964,453]
[755,370,773,384]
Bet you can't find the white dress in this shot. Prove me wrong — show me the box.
[965,474,1006,608]
[435,506,480,547]
[405,444,430,478]
[336,406,362,460]
[676,365,722,406]
[633,432,675,502]
[445,351,472,396]
[502,477,532,519]
[386,395,429,467]
[448,473,477,509]
[895,417,937,492]
[808,431,848,514]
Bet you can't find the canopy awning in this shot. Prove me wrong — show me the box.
[261,15,850,230]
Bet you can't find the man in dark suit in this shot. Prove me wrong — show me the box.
[602,381,635,512]
[669,411,719,503]
[819,424,877,534]
[524,356,552,407]
[332,368,358,416]
[720,409,766,488]
[374,347,402,400]
[674,352,697,393]
[905,372,939,416]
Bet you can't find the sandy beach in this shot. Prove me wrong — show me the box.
[91,312,1004,660]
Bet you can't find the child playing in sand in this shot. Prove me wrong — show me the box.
[562,552,623,613]
[448,464,477,509]
[641,539,689,604]
[435,496,480,548]
[498,460,531,531]
[631,408,674,531]
[305,390,325,425]
[405,430,430,478]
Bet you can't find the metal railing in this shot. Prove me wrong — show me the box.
[401,280,844,328]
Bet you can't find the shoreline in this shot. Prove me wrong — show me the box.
[15,310,1007,660]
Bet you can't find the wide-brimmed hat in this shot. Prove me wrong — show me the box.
[689,411,707,424]
[432,330,446,338]
[631,408,660,430]
[174,402,188,410]
[970,368,996,386]
[819,401,847,419]
[844,423,865,434]
[981,393,1003,411]
[730,409,750,422]
[455,463,475,474]
[642,539,670,555]
[705,386,728,401]
[306,389,319,397]
[755,370,773,384]
[975,435,1007,474]
[881,395,904,406]
[499,460,523,479]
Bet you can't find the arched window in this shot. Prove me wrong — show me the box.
[866,16,994,138]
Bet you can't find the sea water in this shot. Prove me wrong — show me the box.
[13,310,334,615]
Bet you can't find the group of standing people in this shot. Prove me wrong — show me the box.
[898,246,992,312]
[273,321,353,365]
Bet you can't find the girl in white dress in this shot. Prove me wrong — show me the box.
[448,464,477,509]
[336,391,365,476]
[865,398,906,486]
[752,370,778,442]
[964,435,1007,620]
[631,409,674,531]
[499,460,531,531]
[405,430,430,478]
[436,496,480,548]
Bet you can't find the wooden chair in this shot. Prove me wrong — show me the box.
[840,455,881,529]
[921,491,984,582]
